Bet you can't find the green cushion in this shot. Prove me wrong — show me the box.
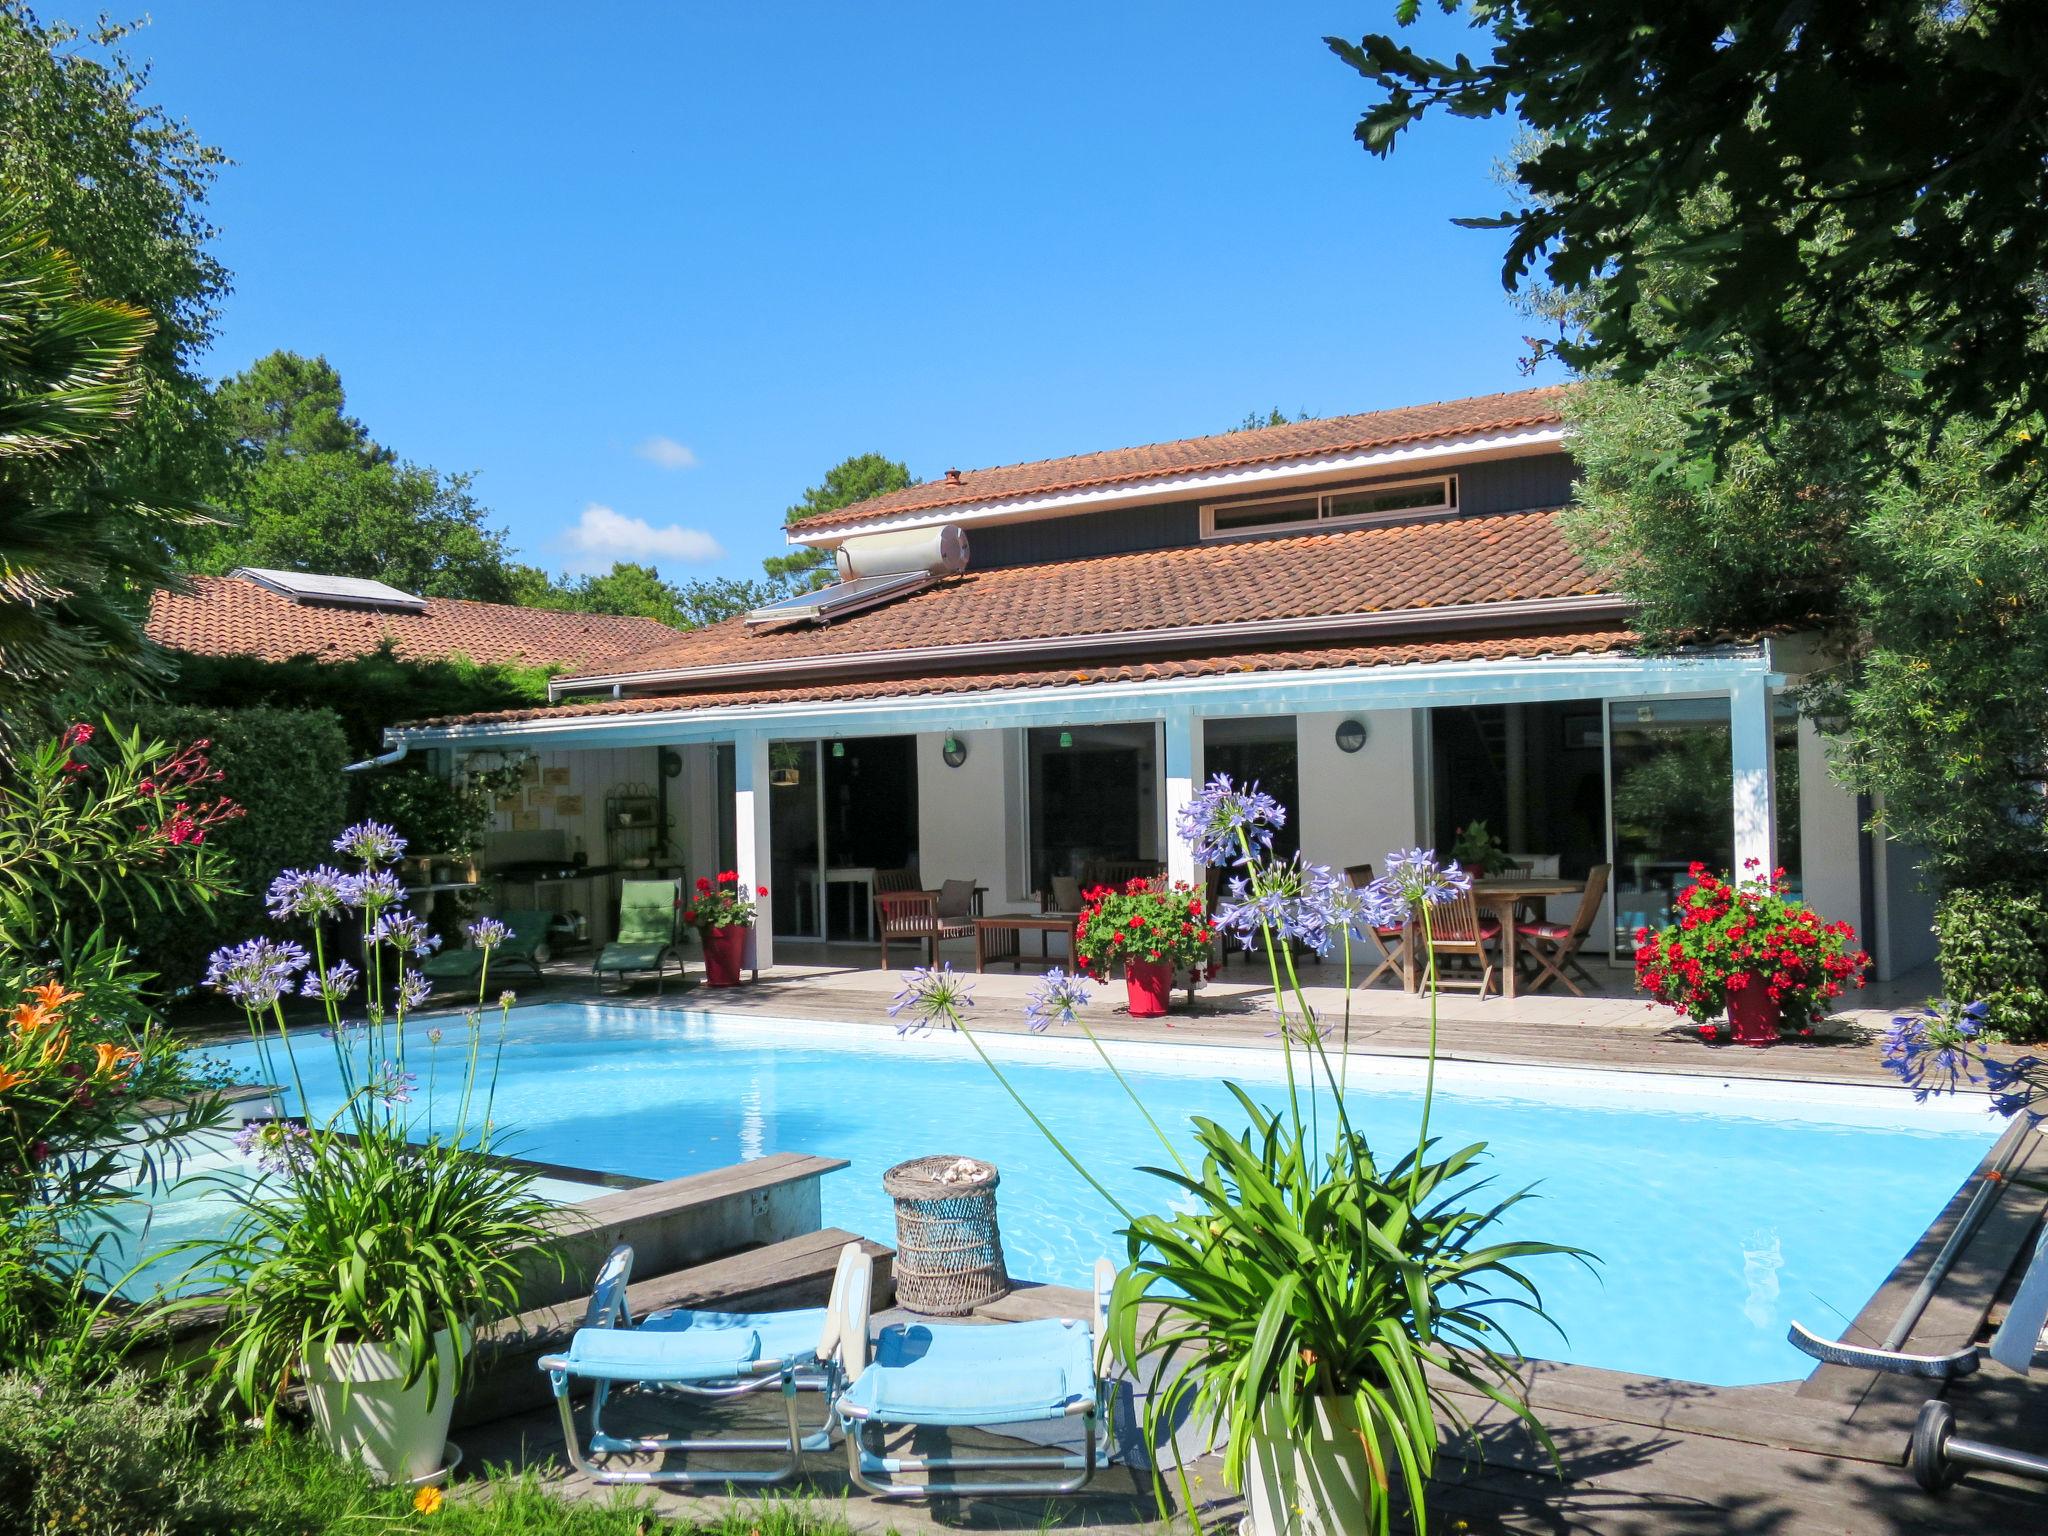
[595,942,672,974]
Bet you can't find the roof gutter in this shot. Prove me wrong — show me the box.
[342,741,409,774]
[546,592,1630,703]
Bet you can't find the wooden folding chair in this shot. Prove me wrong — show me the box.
[1342,864,1409,990]
[1516,864,1611,997]
[1418,889,1501,999]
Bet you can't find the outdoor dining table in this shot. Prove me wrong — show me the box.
[1400,877,1585,1001]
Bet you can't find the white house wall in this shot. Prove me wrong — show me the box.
[914,729,1025,910]
[1795,718,1862,935]
[1295,709,1421,876]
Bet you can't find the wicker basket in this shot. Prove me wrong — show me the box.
[883,1154,1009,1316]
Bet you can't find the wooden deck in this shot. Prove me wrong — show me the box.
[422,958,2048,1532]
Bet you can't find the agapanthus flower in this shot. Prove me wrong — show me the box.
[334,820,407,866]
[340,869,406,913]
[1880,1000,1989,1102]
[1984,1054,2046,1119]
[466,916,509,951]
[396,969,432,1012]
[233,1117,313,1175]
[204,938,311,1010]
[265,865,350,923]
[1023,967,1091,1032]
[298,960,360,1004]
[498,990,518,1010]
[369,910,441,954]
[889,963,975,1035]
[1213,855,1366,957]
[369,1059,417,1105]
[1372,847,1472,913]
[1176,773,1286,868]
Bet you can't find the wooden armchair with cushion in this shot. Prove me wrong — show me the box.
[1419,889,1502,999]
[876,889,973,969]
[1515,863,1611,997]
[1343,864,1410,990]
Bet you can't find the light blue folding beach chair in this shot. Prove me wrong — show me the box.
[828,1250,1117,1498]
[538,1241,864,1485]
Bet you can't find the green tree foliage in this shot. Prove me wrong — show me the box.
[1332,1,2048,465]
[1233,407,1314,432]
[0,202,205,732]
[515,561,772,631]
[199,351,525,601]
[110,701,349,996]
[762,451,915,592]
[161,645,552,757]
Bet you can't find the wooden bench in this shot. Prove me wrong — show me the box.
[456,1227,896,1429]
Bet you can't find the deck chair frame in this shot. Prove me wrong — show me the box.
[540,1242,860,1486]
[831,1253,1115,1499]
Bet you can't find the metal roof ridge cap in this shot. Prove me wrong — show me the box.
[544,593,1630,702]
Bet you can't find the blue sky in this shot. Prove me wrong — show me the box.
[108,3,1556,585]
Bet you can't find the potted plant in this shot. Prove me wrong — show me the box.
[1071,877,1210,1017]
[889,785,1584,1535]
[1635,861,1871,1045]
[1449,818,1509,878]
[184,822,557,1484]
[684,871,763,987]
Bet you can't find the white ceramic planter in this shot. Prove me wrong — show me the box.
[304,1327,464,1485]
[1243,1394,1391,1536]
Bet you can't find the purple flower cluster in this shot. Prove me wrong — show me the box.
[342,869,406,915]
[466,916,509,951]
[396,968,432,1012]
[1023,967,1091,1032]
[1213,855,1406,959]
[334,820,406,866]
[1375,847,1473,911]
[298,960,359,1004]
[265,865,349,922]
[370,910,440,954]
[1880,1000,1988,1102]
[1177,774,1286,868]
[889,963,975,1035]
[204,938,310,1009]
[369,1058,418,1105]
[233,1117,313,1174]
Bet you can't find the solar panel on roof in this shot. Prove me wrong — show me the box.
[743,571,932,627]
[233,567,428,612]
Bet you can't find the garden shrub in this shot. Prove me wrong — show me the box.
[0,1369,206,1536]
[113,702,350,997]
[1936,884,2048,1042]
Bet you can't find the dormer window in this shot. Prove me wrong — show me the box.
[1200,472,1458,541]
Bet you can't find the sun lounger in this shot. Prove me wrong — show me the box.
[419,907,552,986]
[829,1251,1115,1498]
[592,879,682,992]
[538,1241,865,1485]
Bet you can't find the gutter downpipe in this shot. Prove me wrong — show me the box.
[342,740,409,775]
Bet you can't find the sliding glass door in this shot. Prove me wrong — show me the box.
[766,737,920,943]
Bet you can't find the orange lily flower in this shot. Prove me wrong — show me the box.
[37,1027,71,1067]
[0,1068,28,1093]
[29,982,80,1013]
[92,1042,140,1079]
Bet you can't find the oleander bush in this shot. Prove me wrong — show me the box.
[1935,884,2048,1042]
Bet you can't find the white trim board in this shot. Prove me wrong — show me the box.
[400,647,1777,752]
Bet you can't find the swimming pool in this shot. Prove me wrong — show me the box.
[187,1002,1994,1386]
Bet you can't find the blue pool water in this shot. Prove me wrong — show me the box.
[188,1003,1993,1387]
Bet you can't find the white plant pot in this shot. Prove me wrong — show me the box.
[304,1327,465,1485]
[1243,1394,1394,1536]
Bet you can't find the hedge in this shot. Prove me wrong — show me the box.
[1935,883,2048,1042]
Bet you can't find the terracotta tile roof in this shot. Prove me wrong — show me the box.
[147,575,680,672]
[404,625,1639,730]
[792,385,1571,533]
[570,508,1605,682]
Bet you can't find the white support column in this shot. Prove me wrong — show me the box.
[732,731,773,973]
[1162,706,1202,886]
[1729,676,1778,882]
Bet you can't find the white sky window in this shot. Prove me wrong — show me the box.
[1201,472,1458,540]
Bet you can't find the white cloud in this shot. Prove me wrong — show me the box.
[561,503,724,571]
[635,435,699,470]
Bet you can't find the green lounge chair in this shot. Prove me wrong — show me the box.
[419,907,552,987]
[594,880,683,993]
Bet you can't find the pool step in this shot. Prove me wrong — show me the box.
[456,1226,895,1430]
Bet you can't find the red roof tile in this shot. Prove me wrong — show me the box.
[571,508,1605,683]
[147,576,680,672]
[404,625,1639,730]
[791,385,1570,533]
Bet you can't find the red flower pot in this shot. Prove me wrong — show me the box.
[701,924,749,987]
[1124,959,1173,1018]
[1725,976,1781,1047]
